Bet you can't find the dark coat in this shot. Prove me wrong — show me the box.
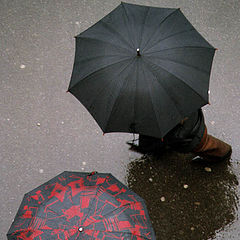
[139,109,205,153]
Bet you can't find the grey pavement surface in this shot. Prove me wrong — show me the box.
[1,0,239,239]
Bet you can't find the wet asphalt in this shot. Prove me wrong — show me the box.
[0,0,239,239]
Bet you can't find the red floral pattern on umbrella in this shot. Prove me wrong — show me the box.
[7,171,155,240]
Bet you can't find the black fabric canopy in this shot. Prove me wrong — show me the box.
[68,2,216,138]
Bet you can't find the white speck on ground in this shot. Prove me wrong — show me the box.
[160,196,166,202]
[205,167,212,172]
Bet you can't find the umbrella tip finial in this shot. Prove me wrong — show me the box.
[137,48,141,56]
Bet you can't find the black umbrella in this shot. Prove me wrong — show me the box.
[68,2,216,138]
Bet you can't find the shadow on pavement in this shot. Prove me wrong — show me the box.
[126,150,238,240]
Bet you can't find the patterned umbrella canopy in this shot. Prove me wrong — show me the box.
[7,171,155,240]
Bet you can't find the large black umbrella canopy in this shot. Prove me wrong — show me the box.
[68,2,216,138]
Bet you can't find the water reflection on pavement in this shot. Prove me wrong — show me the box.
[126,151,238,240]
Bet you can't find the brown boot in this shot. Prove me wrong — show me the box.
[193,128,232,162]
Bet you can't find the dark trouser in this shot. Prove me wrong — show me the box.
[165,110,205,153]
[138,134,165,152]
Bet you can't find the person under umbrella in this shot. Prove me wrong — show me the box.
[68,2,232,162]
[132,109,232,162]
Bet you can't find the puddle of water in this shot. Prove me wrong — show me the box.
[126,150,239,240]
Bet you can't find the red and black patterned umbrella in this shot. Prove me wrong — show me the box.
[7,171,155,240]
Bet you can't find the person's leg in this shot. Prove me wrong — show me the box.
[138,135,165,153]
[193,128,232,161]
[166,109,232,162]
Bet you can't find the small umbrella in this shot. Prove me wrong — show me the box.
[7,171,155,240]
[68,2,216,138]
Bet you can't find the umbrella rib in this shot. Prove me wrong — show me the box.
[21,198,67,219]
[38,203,65,219]
[103,58,137,132]
[99,20,135,50]
[82,228,151,240]
[89,59,136,123]
[146,45,215,55]
[83,202,148,228]
[7,228,40,237]
[149,56,210,75]
[121,3,136,48]
[143,58,183,122]
[7,225,77,237]
[80,174,112,224]
[145,28,195,53]
[141,62,165,136]
[143,57,207,103]
[14,208,60,221]
[81,175,147,228]
[80,174,145,226]
[7,215,71,234]
[133,59,139,130]
[69,57,132,91]
[69,59,135,127]
[138,7,150,48]
[78,36,132,54]
[142,8,179,51]
[75,60,135,120]
[77,54,130,61]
